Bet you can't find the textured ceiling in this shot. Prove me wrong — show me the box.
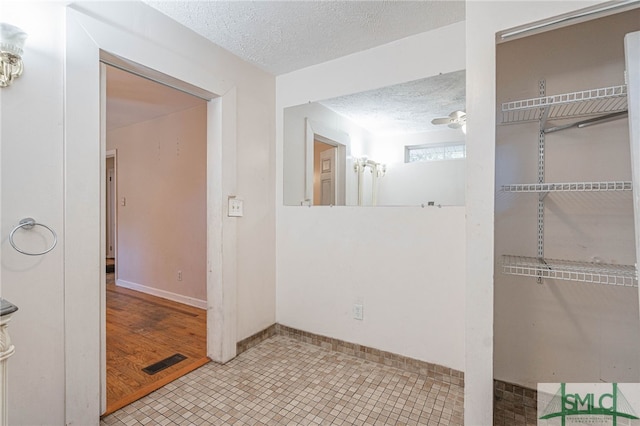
[107,2,466,133]
[144,0,465,75]
[319,70,465,135]
[106,65,205,131]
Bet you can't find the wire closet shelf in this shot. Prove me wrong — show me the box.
[501,181,632,192]
[500,84,627,124]
[502,255,637,287]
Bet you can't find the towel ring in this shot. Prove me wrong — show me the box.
[9,218,57,256]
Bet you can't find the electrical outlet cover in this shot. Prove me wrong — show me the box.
[228,198,244,217]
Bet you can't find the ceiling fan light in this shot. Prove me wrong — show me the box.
[432,110,466,129]
[431,117,452,125]
[450,110,465,119]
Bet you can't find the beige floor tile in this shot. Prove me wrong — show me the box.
[101,336,463,425]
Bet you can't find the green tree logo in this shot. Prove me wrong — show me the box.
[540,383,639,425]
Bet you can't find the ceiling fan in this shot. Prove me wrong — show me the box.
[431,110,467,129]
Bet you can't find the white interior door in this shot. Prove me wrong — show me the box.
[319,148,336,205]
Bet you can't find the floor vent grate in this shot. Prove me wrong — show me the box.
[142,353,187,375]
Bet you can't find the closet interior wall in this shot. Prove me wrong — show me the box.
[494,9,640,389]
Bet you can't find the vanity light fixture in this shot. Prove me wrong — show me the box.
[354,157,386,177]
[0,23,28,88]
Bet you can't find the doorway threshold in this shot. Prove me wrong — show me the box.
[102,356,210,417]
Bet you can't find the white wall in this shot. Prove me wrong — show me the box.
[494,9,640,389]
[277,206,466,368]
[377,160,465,207]
[1,1,275,424]
[373,130,466,206]
[465,1,607,423]
[107,105,207,305]
[277,22,467,372]
[0,3,66,424]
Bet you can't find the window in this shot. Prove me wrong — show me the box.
[405,142,466,163]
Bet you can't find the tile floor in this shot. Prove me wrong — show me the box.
[101,336,464,425]
[493,380,537,426]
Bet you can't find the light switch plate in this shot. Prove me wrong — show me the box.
[228,197,244,217]
[353,304,364,320]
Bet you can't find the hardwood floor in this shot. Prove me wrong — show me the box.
[105,272,208,415]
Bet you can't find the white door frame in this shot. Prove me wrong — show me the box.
[65,6,237,422]
[626,32,640,316]
[105,149,116,261]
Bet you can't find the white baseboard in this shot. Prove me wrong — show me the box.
[116,279,207,310]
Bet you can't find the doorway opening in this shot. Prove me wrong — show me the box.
[103,64,208,414]
[305,119,348,206]
[65,13,239,421]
